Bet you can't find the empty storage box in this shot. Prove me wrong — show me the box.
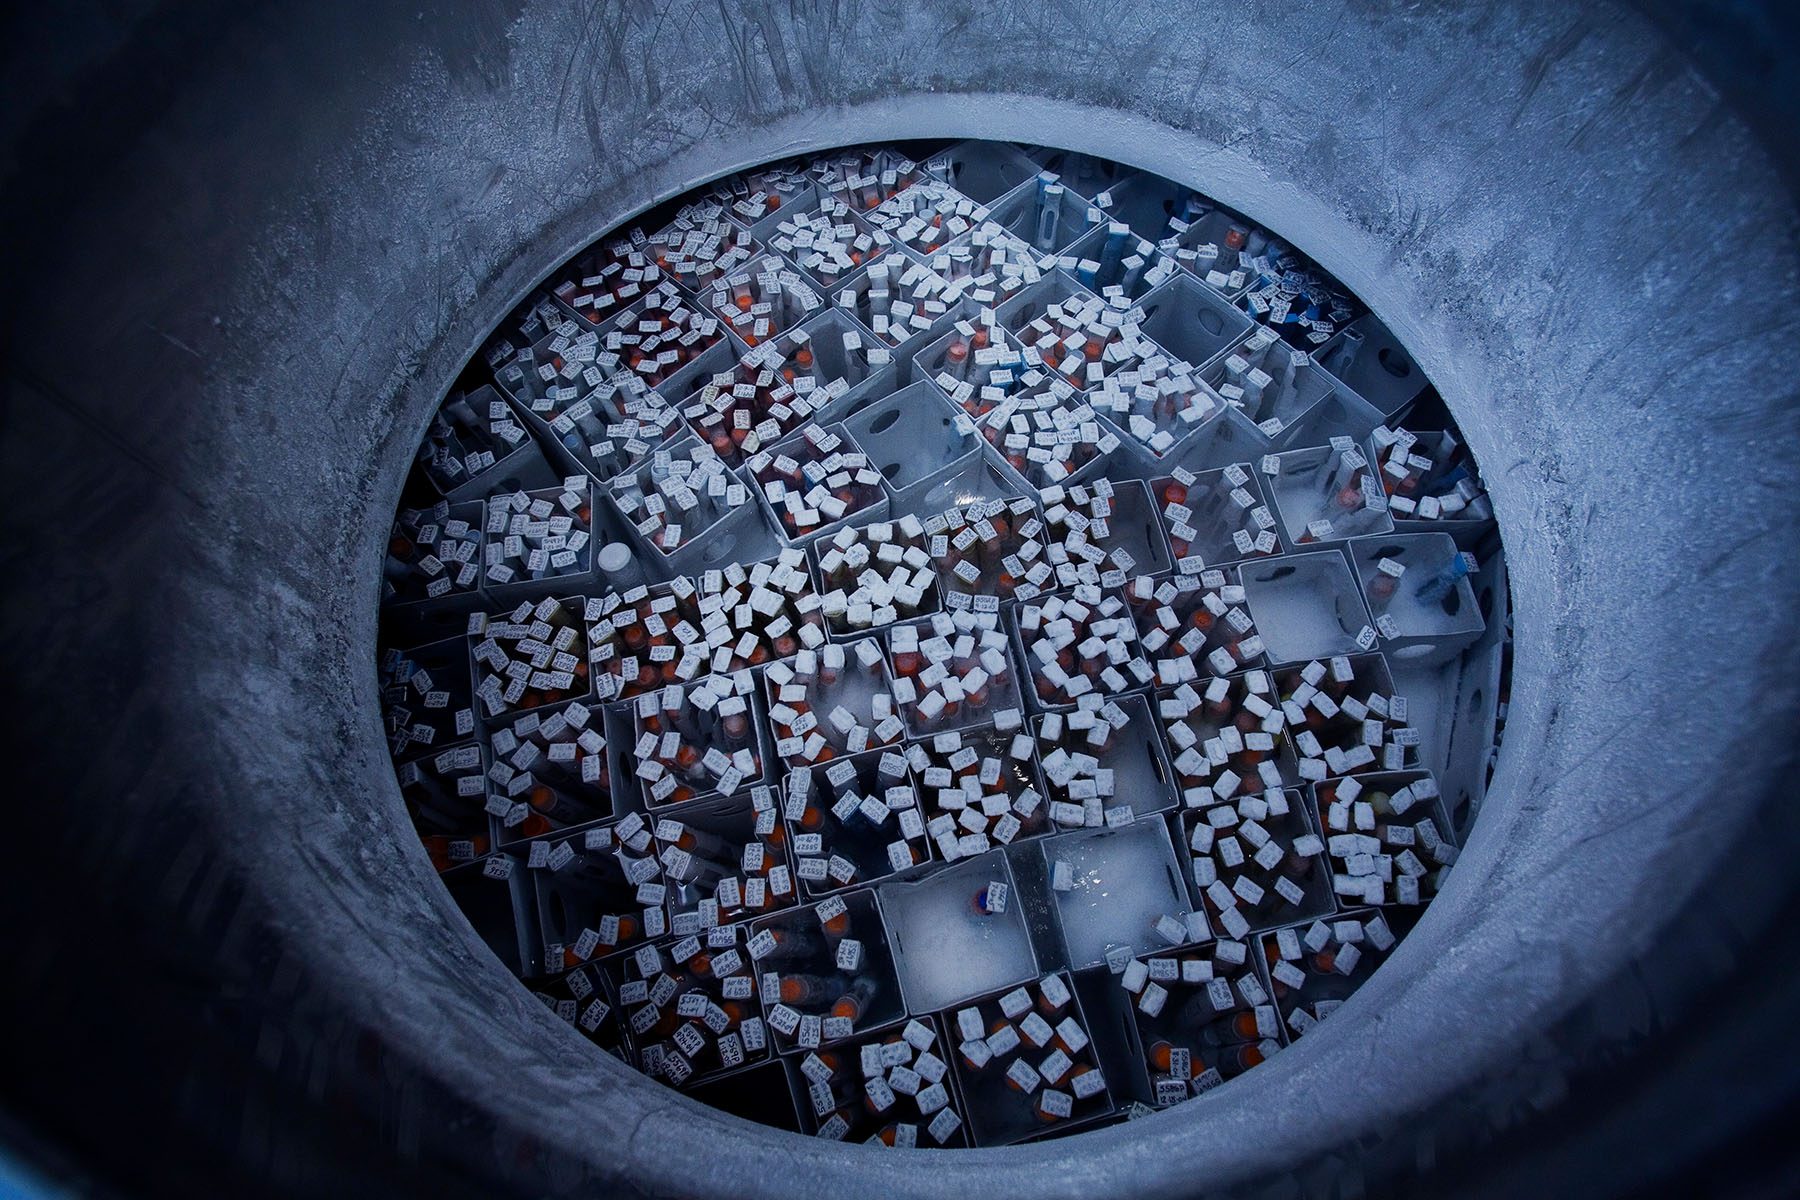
[1347,532,1486,666]
[1239,551,1377,664]
[1039,818,1198,970]
[842,381,987,518]
[880,849,1038,1013]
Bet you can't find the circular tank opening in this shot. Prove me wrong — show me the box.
[378,139,1510,1148]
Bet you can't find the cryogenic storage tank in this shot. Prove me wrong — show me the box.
[2,2,1798,1197]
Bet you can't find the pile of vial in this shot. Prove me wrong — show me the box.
[379,140,1507,1148]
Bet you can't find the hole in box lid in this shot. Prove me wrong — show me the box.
[1145,738,1170,786]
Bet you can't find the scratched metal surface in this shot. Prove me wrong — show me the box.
[1,1,1798,1196]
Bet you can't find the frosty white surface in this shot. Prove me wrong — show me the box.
[1239,552,1372,663]
[881,850,1036,1011]
[1045,819,1191,969]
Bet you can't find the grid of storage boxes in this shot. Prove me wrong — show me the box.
[380,140,1509,1147]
